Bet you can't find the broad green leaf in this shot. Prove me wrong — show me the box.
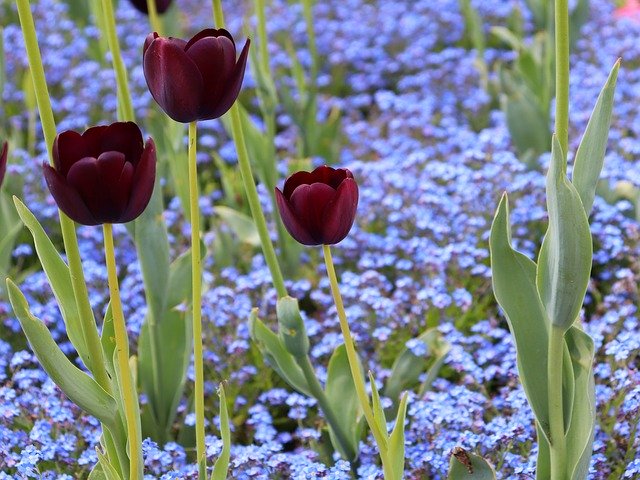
[277,296,309,358]
[13,197,91,369]
[537,136,592,331]
[502,83,551,157]
[133,181,171,324]
[388,392,408,480]
[535,423,551,480]
[490,26,522,51]
[138,308,191,436]
[7,279,117,428]
[92,453,122,480]
[211,384,231,480]
[459,0,485,55]
[489,194,551,440]
[448,449,497,480]
[384,328,451,403]
[215,206,260,246]
[249,310,310,396]
[572,60,620,215]
[565,327,596,480]
[0,191,22,280]
[368,370,387,439]
[325,345,362,461]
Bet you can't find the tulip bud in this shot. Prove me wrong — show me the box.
[0,141,7,189]
[43,122,156,226]
[128,0,172,14]
[275,166,359,246]
[277,296,310,358]
[143,29,250,123]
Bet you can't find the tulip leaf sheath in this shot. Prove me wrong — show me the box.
[572,60,620,216]
[490,194,553,439]
[6,279,118,429]
[536,136,592,332]
[447,448,497,480]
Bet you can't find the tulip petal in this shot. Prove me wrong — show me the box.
[289,183,336,244]
[121,139,156,223]
[275,188,318,245]
[320,178,359,244]
[97,151,134,221]
[185,28,235,50]
[143,37,204,123]
[185,35,236,119]
[129,0,172,14]
[203,38,251,120]
[100,122,144,166]
[283,165,349,198]
[43,163,98,226]
[0,141,7,188]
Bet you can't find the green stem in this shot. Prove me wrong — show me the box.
[213,0,288,299]
[301,0,319,87]
[103,223,142,480]
[554,0,569,157]
[322,245,393,479]
[101,0,135,121]
[16,0,111,393]
[188,122,206,479]
[548,325,566,480]
[255,0,270,73]
[146,0,163,35]
[296,354,358,462]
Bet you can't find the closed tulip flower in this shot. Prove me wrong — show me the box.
[43,122,156,226]
[143,29,250,123]
[128,0,172,14]
[0,141,7,189]
[275,166,359,246]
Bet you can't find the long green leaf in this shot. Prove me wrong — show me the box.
[535,423,551,480]
[489,194,551,440]
[537,136,592,331]
[565,327,596,480]
[448,449,497,479]
[388,392,408,480]
[211,384,231,480]
[7,279,117,428]
[249,310,311,396]
[572,60,620,215]
[367,370,387,444]
[13,196,91,368]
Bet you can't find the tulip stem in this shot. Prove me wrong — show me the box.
[322,245,394,479]
[146,0,162,35]
[101,0,135,121]
[554,0,569,157]
[188,121,207,479]
[548,325,567,479]
[103,223,143,480]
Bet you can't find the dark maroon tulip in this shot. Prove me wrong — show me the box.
[128,0,172,14]
[43,122,156,226]
[143,29,250,123]
[275,166,359,246]
[0,141,7,189]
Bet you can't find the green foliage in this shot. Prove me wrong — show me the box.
[211,384,231,480]
[448,448,497,479]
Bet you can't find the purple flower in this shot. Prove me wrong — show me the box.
[128,0,172,14]
[42,122,156,225]
[0,141,7,188]
[143,29,250,123]
[275,165,359,246]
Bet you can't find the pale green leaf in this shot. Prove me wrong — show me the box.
[215,206,260,246]
[249,310,310,396]
[388,392,408,480]
[447,449,497,480]
[211,384,231,480]
[572,60,620,215]
[367,370,387,446]
[7,279,117,428]
[537,136,592,331]
[13,196,92,369]
[489,194,551,440]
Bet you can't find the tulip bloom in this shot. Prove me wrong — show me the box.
[43,122,156,226]
[0,141,7,189]
[143,29,250,123]
[128,0,172,14]
[275,166,359,246]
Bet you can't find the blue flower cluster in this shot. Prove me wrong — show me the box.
[1,0,639,478]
